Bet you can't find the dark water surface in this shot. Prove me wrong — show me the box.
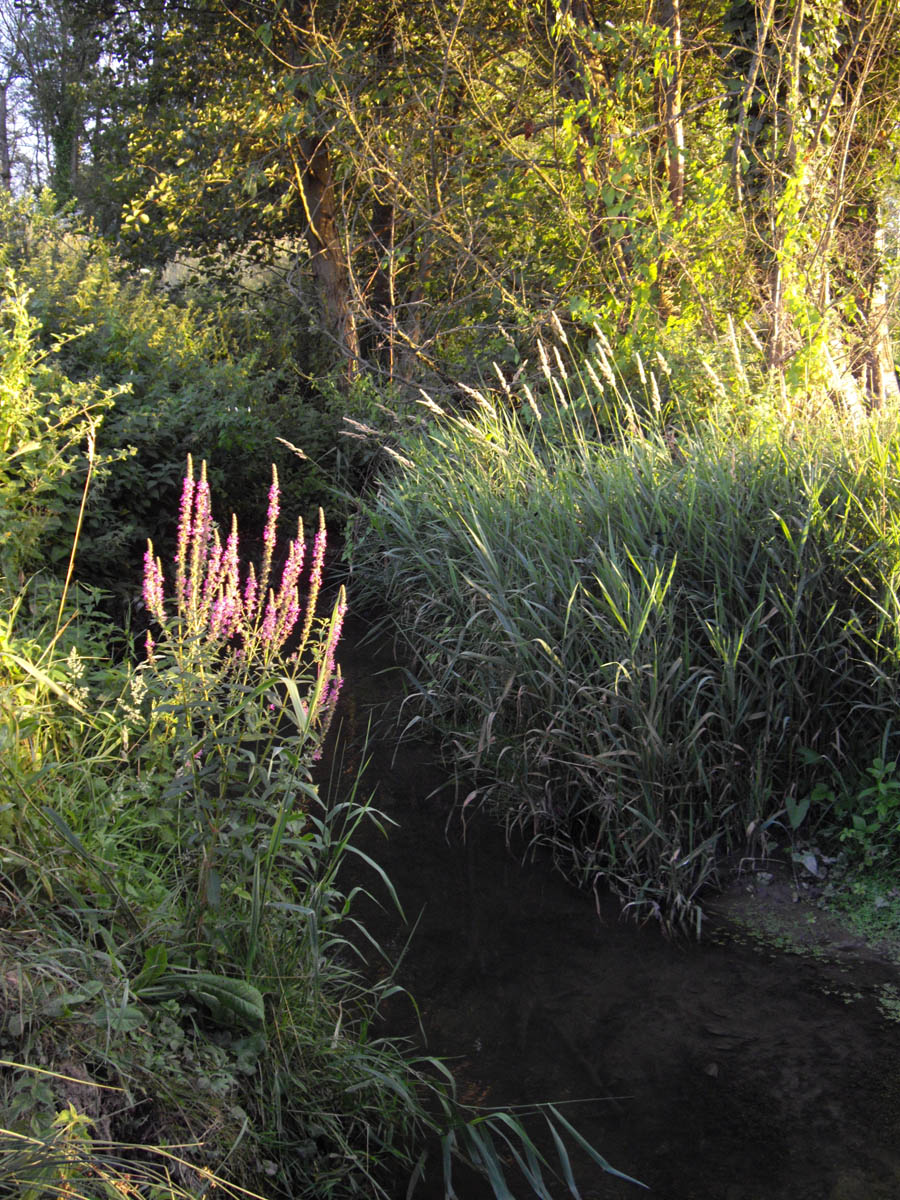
[324,618,900,1200]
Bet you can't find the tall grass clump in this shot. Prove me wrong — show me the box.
[356,343,900,926]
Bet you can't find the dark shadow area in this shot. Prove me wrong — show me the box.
[320,614,900,1200]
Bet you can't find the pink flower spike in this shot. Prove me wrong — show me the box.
[175,457,195,607]
[188,461,212,615]
[298,509,328,652]
[201,532,224,607]
[325,673,344,710]
[243,563,258,623]
[195,462,211,535]
[260,592,277,644]
[310,521,327,596]
[313,668,343,760]
[194,463,212,552]
[259,464,280,599]
[277,596,301,647]
[324,589,347,675]
[209,594,228,639]
[143,540,165,623]
[223,515,239,591]
[209,589,238,641]
[279,538,305,597]
[274,536,306,645]
[263,465,280,546]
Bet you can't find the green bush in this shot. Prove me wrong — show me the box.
[0,195,354,595]
[0,463,426,1198]
[0,274,117,584]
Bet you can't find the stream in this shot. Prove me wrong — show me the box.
[323,617,900,1200]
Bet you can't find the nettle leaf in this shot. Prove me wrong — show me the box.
[132,944,169,992]
[189,974,266,1029]
[90,1003,146,1033]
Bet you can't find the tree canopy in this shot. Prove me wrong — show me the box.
[4,0,899,404]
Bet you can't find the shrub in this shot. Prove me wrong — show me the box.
[0,194,345,595]
[0,459,427,1198]
[0,273,117,583]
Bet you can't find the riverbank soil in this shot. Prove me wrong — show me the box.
[327,619,900,1200]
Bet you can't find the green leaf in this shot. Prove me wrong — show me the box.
[206,867,221,910]
[2,651,86,712]
[142,972,265,1030]
[90,1004,145,1033]
[785,793,810,830]
[547,1105,648,1188]
[132,945,169,993]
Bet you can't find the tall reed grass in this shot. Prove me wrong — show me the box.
[357,348,900,926]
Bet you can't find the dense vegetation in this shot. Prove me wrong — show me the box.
[0,227,418,1194]
[2,0,900,1194]
[354,343,900,926]
[1,197,644,1197]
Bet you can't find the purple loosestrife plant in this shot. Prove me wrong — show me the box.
[175,467,195,610]
[297,508,327,657]
[140,456,347,949]
[144,456,340,668]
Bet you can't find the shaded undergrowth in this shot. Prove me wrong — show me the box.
[1,209,649,1196]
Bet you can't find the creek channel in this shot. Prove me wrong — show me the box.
[321,616,900,1200]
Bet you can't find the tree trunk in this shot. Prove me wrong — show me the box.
[824,1,900,408]
[290,134,360,384]
[366,13,398,380]
[551,0,631,289]
[280,0,360,383]
[859,202,900,407]
[728,0,778,211]
[0,84,10,191]
[766,0,804,373]
[656,0,684,214]
[368,194,396,377]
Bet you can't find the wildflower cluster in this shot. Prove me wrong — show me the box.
[143,456,345,740]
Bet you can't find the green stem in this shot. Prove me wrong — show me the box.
[55,421,96,638]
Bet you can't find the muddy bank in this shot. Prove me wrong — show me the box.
[325,618,900,1199]
[707,858,900,973]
